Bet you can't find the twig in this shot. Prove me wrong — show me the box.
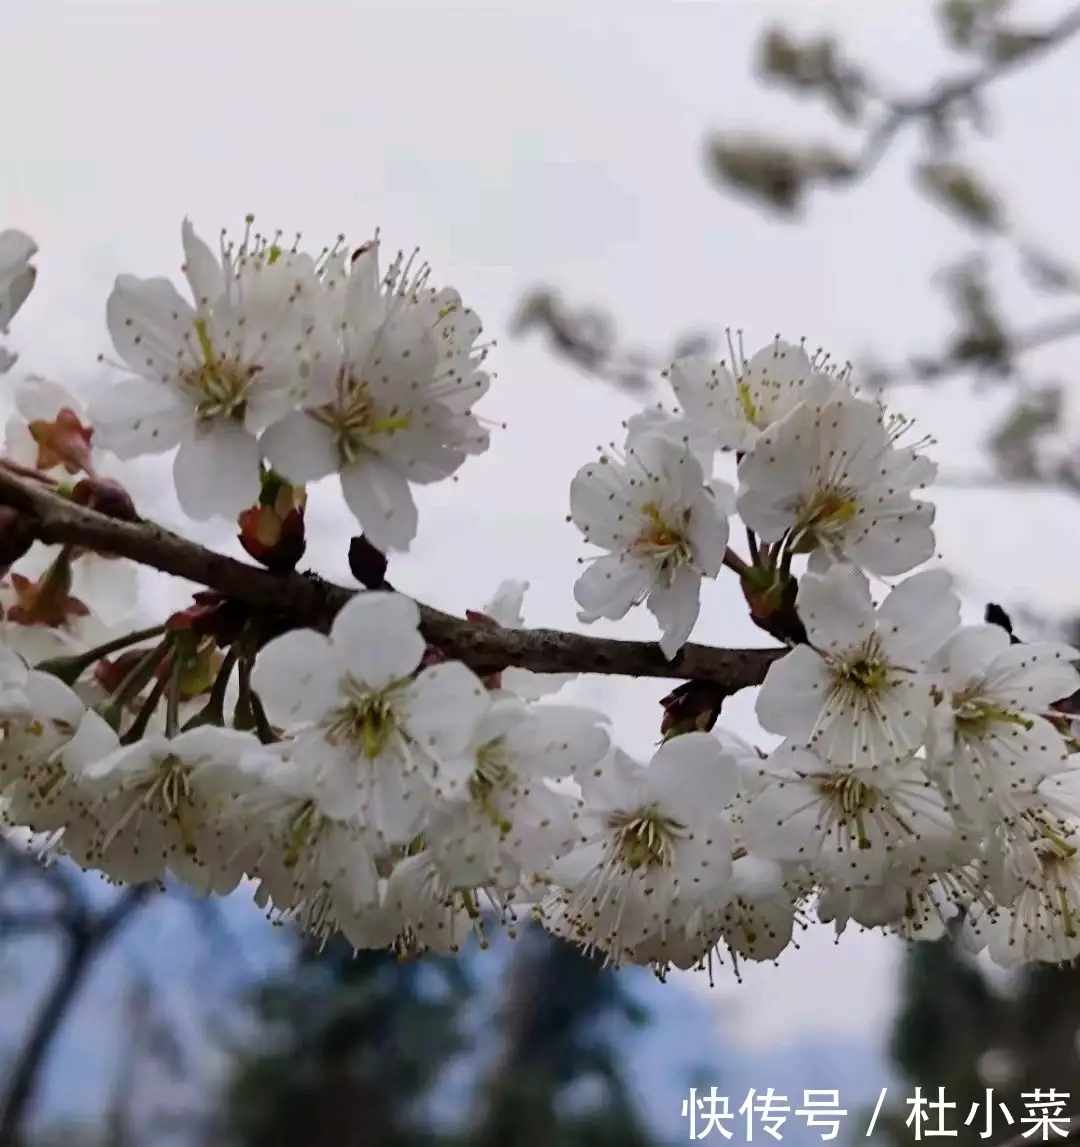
[853,3,1080,180]
[0,464,784,691]
[0,884,153,1146]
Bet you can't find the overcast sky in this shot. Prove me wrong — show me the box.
[4,0,1080,1064]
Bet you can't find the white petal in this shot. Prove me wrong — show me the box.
[483,580,528,627]
[402,662,489,760]
[755,645,832,740]
[330,591,425,689]
[932,625,1012,692]
[91,379,191,458]
[340,456,419,553]
[797,565,875,656]
[173,421,261,520]
[181,218,225,307]
[251,629,340,726]
[687,486,731,576]
[649,731,740,821]
[0,229,38,270]
[574,555,651,622]
[986,642,1080,711]
[877,569,960,666]
[648,567,702,659]
[106,273,194,375]
[260,411,339,484]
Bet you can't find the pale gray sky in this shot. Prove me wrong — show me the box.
[4,0,1080,1055]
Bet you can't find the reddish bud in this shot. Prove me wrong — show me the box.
[238,474,306,573]
[95,649,146,696]
[740,568,807,646]
[6,553,90,628]
[659,680,731,739]
[28,407,94,475]
[70,476,139,523]
[348,535,388,589]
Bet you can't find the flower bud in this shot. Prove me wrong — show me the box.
[348,534,388,588]
[28,407,94,475]
[659,680,730,739]
[70,476,139,522]
[6,549,89,627]
[238,472,306,574]
[740,567,807,646]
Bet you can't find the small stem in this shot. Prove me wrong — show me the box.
[165,653,185,738]
[102,640,170,731]
[36,624,169,685]
[120,671,169,745]
[183,644,240,730]
[249,688,277,746]
[745,526,760,567]
[235,655,276,744]
[722,547,749,577]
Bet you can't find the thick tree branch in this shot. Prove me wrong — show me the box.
[0,465,783,690]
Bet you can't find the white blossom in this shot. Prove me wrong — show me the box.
[756,565,960,770]
[570,428,733,658]
[260,241,491,552]
[0,229,37,353]
[741,741,957,886]
[926,624,1080,825]
[667,336,848,454]
[737,391,937,576]
[90,218,324,521]
[544,734,739,960]
[251,590,489,844]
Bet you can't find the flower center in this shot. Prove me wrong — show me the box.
[815,773,880,849]
[101,753,200,857]
[952,688,1035,738]
[321,676,404,760]
[608,805,685,870]
[468,738,513,832]
[283,799,324,869]
[632,503,693,572]
[311,371,412,467]
[832,641,891,697]
[791,485,858,552]
[736,379,760,425]
[185,318,257,422]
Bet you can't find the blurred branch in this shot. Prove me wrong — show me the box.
[511,287,714,393]
[853,2,1080,180]
[0,883,153,1147]
[707,3,1080,214]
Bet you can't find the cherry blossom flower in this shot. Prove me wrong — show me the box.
[251,590,489,844]
[737,391,937,576]
[91,218,325,521]
[667,336,848,454]
[260,241,491,551]
[570,428,733,658]
[756,565,960,770]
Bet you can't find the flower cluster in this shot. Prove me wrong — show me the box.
[0,224,1078,975]
[93,219,492,549]
[564,336,1080,970]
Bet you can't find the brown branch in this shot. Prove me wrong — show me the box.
[0,464,783,690]
[853,3,1080,180]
